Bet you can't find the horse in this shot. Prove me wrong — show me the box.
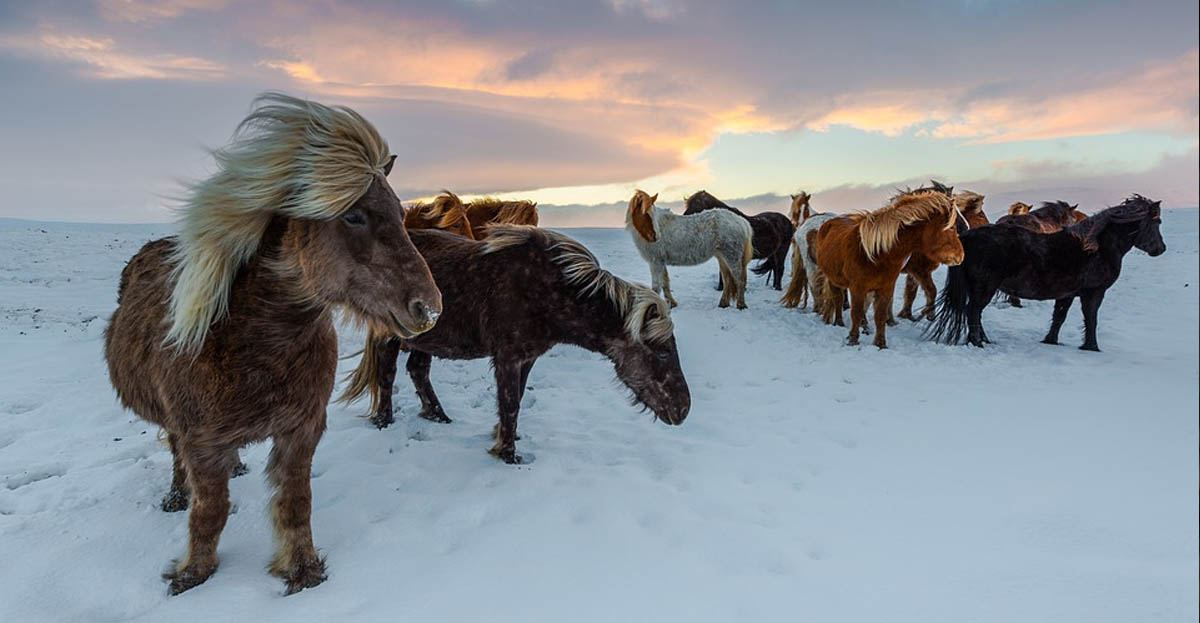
[789,191,812,228]
[464,197,539,238]
[925,195,1165,351]
[780,208,837,311]
[341,226,691,464]
[994,200,1088,307]
[626,190,753,309]
[405,191,476,239]
[1008,201,1032,215]
[103,93,442,595]
[683,190,795,290]
[814,184,965,348]
[895,190,989,321]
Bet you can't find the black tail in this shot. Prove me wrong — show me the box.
[924,264,969,344]
[750,256,775,277]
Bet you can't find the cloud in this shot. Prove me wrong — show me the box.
[96,0,230,24]
[0,30,224,79]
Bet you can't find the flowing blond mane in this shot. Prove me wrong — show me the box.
[167,92,391,352]
[470,197,540,226]
[409,191,471,231]
[482,225,674,343]
[854,189,956,261]
[953,191,985,215]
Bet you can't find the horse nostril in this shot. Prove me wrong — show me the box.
[409,299,437,327]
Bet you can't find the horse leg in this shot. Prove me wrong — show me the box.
[1041,297,1074,345]
[830,286,846,327]
[898,274,919,321]
[716,260,732,308]
[735,254,749,309]
[162,432,190,512]
[164,444,233,594]
[966,285,993,347]
[407,350,451,423]
[267,426,327,594]
[493,359,535,442]
[489,359,525,464]
[772,246,787,290]
[914,270,937,321]
[370,337,403,429]
[714,270,724,292]
[846,288,867,346]
[1078,289,1106,352]
[872,287,895,349]
[860,293,872,335]
[659,267,678,308]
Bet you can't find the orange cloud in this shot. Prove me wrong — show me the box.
[0,30,224,79]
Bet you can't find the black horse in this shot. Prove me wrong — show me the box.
[341,226,691,464]
[683,190,795,290]
[925,195,1165,351]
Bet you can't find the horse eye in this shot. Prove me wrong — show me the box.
[342,209,366,226]
[656,351,670,361]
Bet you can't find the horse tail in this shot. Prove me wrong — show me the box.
[924,264,969,344]
[741,232,753,268]
[780,255,807,307]
[750,256,774,276]
[339,326,386,415]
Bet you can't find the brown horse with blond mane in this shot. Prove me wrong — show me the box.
[896,190,989,321]
[815,183,966,348]
[405,191,477,239]
[466,197,539,237]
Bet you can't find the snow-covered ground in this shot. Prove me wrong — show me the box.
[1,211,1196,623]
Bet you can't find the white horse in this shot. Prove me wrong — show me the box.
[626,190,753,309]
[781,209,837,311]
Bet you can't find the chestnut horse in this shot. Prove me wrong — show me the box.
[815,185,965,348]
[683,190,795,290]
[405,191,476,239]
[896,191,989,321]
[103,94,442,595]
[465,197,539,238]
[342,226,691,464]
[1008,201,1032,216]
[626,190,753,309]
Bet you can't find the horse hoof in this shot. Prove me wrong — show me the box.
[164,561,217,595]
[161,489,189,513]
[874,340,888,349]
[419,408,451,424]
[278,556,327,595]
[230,462,249,478]
[490,424,521,441]
[489,446,523,465]
[886,319,899,327]
[1079,343,1101,352]
[1041,337,1060,345]
[736,302,748,310]
[718,301,730,309]
[369,412,395,430]
[897,311,914,321]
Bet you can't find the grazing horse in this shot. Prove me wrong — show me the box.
[342,226,691,464]
[405,191,476,239]
[465,197,539,238]
[926,195,1165,351]
[684,190,795,290]
[103,94,442,594]
[995,201,1087,307]
[1008,202,1032,215]
[626,190,753,309]
[896,191,990,321]
[815,185,965,348]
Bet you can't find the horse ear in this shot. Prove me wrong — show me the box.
[383,155,396,176]
[790,194,797,201]
[650,193,658,203]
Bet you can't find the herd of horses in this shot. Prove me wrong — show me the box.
[101,93,1168,595]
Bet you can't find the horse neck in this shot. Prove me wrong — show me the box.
[555,292,627,354]
[232,219,328,340]
[882,220,933,263]
[1094,219,1139,259]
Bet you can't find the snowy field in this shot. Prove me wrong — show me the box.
[0,211,1196,623]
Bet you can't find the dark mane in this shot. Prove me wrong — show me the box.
[1068,195,1161,252]
[888,179,953,205]
[1032,200,1077,221]
[685,190,748,218]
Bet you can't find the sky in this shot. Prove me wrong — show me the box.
[0,0,1196,225]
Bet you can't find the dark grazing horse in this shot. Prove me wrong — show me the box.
[926,195,1165,351]
[993,200,1088,307]
[683,190,795,290]
[104,94,441,594]
[342,226,692,464]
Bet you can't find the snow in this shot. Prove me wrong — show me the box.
[0,211,1196,623]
